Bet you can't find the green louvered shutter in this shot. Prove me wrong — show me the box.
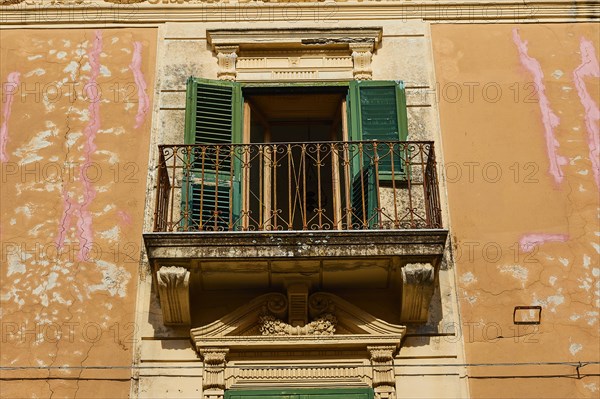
[181,78,243,231]
[347,80,408,228]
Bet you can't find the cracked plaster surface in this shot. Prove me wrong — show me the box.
[433,23,600,398]
[0,28,156,398]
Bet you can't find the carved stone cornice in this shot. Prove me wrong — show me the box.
[157,265,191,325]
[1,2,597,25]
[400,262,435,323]
[206,28,381,81]
[207,28,383,51]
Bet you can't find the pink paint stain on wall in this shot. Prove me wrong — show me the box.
[573,37,600,189]
[117,210,132,226]
[56,30,103,261]
[1,72,21,163]
[77,30,103,261]
[520,233,569,252]
[512,29,567,185]
[129,41,149,129]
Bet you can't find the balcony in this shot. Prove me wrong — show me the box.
[153,140,442,232]
[143,140,448,326]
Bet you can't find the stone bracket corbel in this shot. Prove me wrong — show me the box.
[368,345,397,399]
[350,41,375,80]
[400,263,436,323]
[215,45,239,81]
[157,266,191,325]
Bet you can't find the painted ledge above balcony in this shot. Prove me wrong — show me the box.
[144,229,446,260]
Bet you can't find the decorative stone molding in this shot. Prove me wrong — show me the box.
[207,28,382,49]
[207,28,381,82]
[368,345,396,399]
[214,45,239,81]
[103,0,145,3]
[191,292,405,392]
[400,262,435,323]
[2,3,598,25]
[350,42,374,80]
[229,361,370,389]
[199,348,229,399]
[308,291,336,318]
[157,266,190,325]
[258,313,337,336]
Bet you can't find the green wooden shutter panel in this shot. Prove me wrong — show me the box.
[182,78,242,231]
[194,83,236,144]
[348,80,408,228]
[359,85,399,140]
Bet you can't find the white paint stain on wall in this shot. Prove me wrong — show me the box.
[13,122,58,165]
[86,260,131,297]
[460,272,477,286]
[583,382,598,393]
[533,290,565,313]
[498,264,529,286]
[569,342,583,355]
[6,249,31,276]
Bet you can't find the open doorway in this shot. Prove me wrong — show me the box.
[243,86,348,230]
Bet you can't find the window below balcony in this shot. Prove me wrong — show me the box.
[152,78,441,232]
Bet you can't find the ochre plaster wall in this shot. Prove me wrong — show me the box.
[0,28,156,398]
[432,23,599,398]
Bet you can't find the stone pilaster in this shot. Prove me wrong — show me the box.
[368,345,396,399]
[200,348,229,399]
[215,45,239,81]
[350,42,374,80]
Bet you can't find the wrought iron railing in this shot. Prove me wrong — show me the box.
[152,141,442,232]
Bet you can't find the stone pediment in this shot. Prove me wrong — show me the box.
[190,292,405,399]
[190,291,406,343]
[190,291,406,353]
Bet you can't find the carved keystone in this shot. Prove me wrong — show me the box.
[350,42,375,80]
[215,45,239,81]
[157,266,191,325]
[400,263,435,323]
[286,282,309,327]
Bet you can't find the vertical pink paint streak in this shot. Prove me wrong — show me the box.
[129,42,149,129]
[77,29,103,261]
[573,37,600,189]
[513,29,567,185]
[519,233,569,252]
[56,31,103,259]
[1,72,21,163]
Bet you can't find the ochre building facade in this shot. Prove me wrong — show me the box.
[0,2,598,398]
